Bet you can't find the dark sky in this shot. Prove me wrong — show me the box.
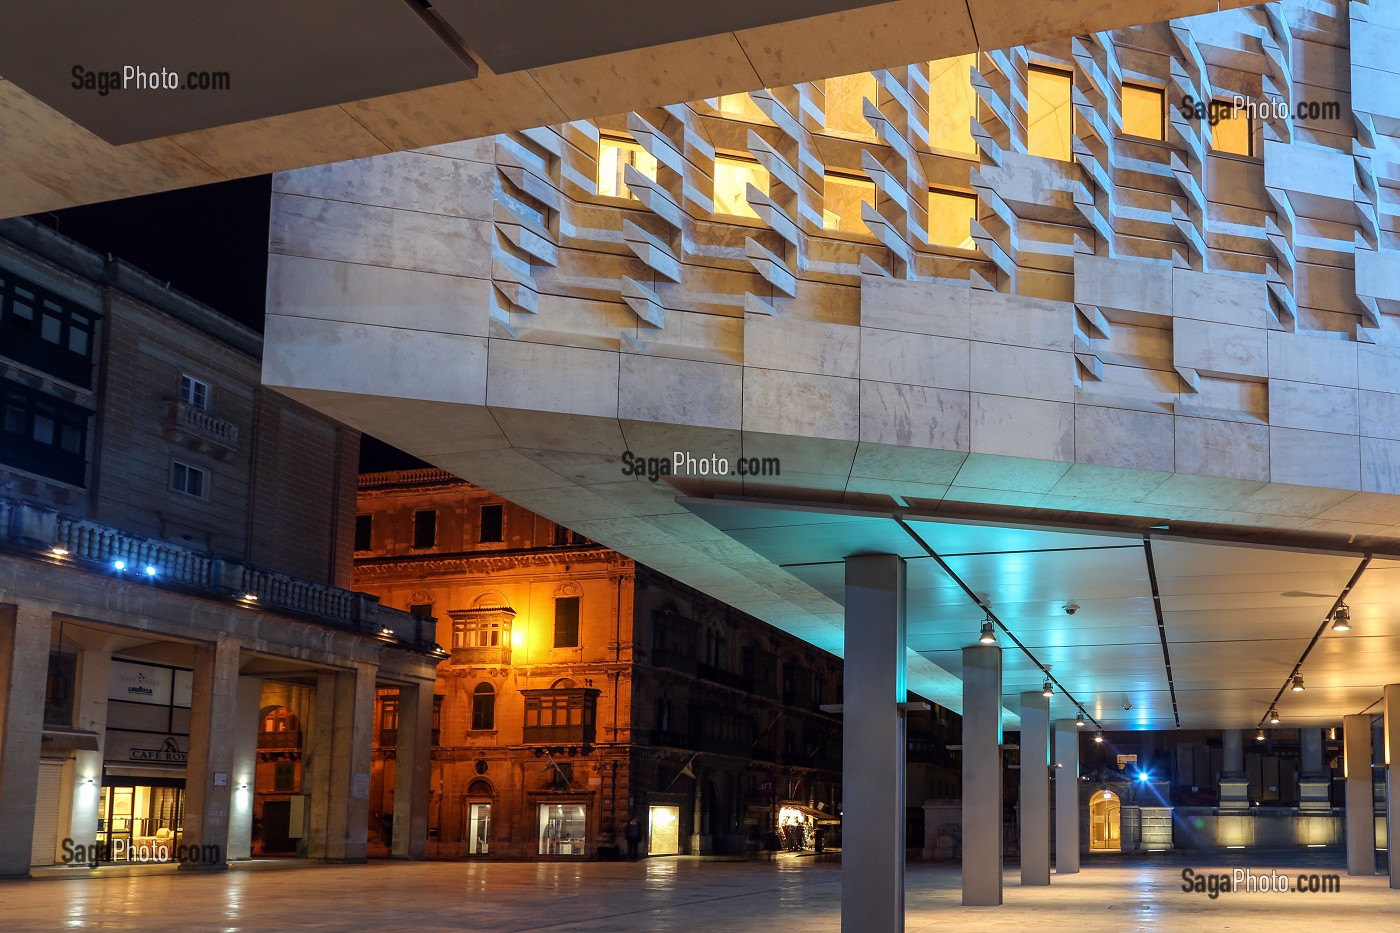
[34,176,423,473]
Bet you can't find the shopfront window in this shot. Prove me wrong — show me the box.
[538,803,588,856]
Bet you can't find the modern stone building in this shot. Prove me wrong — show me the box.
[354,469,884,858]
[258,2,1400,924]
[0,218,438,876]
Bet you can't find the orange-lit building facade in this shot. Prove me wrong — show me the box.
[354,469,850,858]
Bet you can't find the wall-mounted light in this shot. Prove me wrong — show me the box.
[1291,674,1305,693]
[51,546,70,557]
[242,593,258,602]
[380,626,396,638]
[113,559,126,571]
[144,565,158,577]
[978,620,996,645]
[1331,605,1351,632]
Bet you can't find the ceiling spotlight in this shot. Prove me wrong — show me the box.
[1331,605,1351,633]
[1255,729,1266,742]
[1291,674,1305,693]
[978,620,997,645]
[1268,708,1281,725]
[1042,678,1054,698]
[1076,713,1085,728]
[1094,730,1104,743]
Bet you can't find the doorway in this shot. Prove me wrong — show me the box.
[468,803,491,855]
[1089,789,1121,851]
[648,805,680,855]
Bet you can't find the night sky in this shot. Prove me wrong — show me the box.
[35,176,423,473]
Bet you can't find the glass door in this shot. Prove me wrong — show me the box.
[468,803,491,855]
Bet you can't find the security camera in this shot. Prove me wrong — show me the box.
[1063,603,1080,615]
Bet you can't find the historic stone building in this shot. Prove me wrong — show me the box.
[355,469,882,858]
[0,218,437,876]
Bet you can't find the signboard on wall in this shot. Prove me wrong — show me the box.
[109,660,173,706]
[104,731,188,765]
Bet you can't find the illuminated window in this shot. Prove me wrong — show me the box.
[716,93,768,121]
[824,71,878,137]
[822,172,876,234]
[1121,83,1164,140]
[929,53,978,154]
[927,189,977,250]
[713,155,769,218]
[1027,65,1073,161]
[597,135,658,199]
[1211,100,1252,156]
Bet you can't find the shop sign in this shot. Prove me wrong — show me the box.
[130,736,187,764]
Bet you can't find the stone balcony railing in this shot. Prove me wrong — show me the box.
[163,400,239,458]
[3,497,437,652]
[358,468,460,489]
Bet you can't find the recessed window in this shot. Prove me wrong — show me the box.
[171,460,207,498]
[413,509,438,549]
[478,504,503,543]
[597,134,658,200]
[1121,83,1164,140]
[355,514,373,551]
[179,374,209,410]
[471,683,496,731]
[822,172,876,234]
[0,272,97,387]
[715,93,769,121]
[713,155,769,219]
[1027,65,1073,161]
[409,602,434,620]
[927,189,977,250]
[1211,100,1252,156]
[824,71,878,137]
[928,53,978,154]
[554,596,581,648]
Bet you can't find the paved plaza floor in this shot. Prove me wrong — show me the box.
[1,850,1390,932]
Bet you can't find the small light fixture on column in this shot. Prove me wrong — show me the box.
[1291,674,1305,692]
[1330,605,1351,632]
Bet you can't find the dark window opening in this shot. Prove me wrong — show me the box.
[479,504,503,543]
[0,272,97,387]
[472,683,496,731]
[0,378,89,486]
[554,596,580,648]
[354,514,373,551]
[413,509,438,548]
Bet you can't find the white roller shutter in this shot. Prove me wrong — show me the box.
[30,760,65,866]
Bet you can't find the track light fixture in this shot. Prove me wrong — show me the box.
[1331,605,1351,633]
[1094,730,1103,743]
[1076,713,1085,727]
[1268,708,1281,725]
[978,620,997,645]
[1291,674,1305,692]
[1255,729,1266,742]
[1042,678,1054,698]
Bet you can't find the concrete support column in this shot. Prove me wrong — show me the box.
[689,766,711,855]
[67,648,112,855]
[1053,719,1080,874]
[841,554,906,933]
[1219,730,1248,809]
[391,679,433,860]
[0,606,51,877]
[1019,693,1050,885]
[1386,686,1400,889]
[1298,728,1330,811]
[1344,713,1376,876]
[227,675,261,860]
[307,663,376,862]
[181,637,241,871]
[962,644,1002,906]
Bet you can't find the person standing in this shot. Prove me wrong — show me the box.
[625,816,642,861]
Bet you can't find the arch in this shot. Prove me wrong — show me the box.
[467,778,494,797]
[553,580,584,599]
[409,589,435,606]
[1088,788,1121,851]
[472,590,511,610]
[551,677,578,689]
[258,706,299,734]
